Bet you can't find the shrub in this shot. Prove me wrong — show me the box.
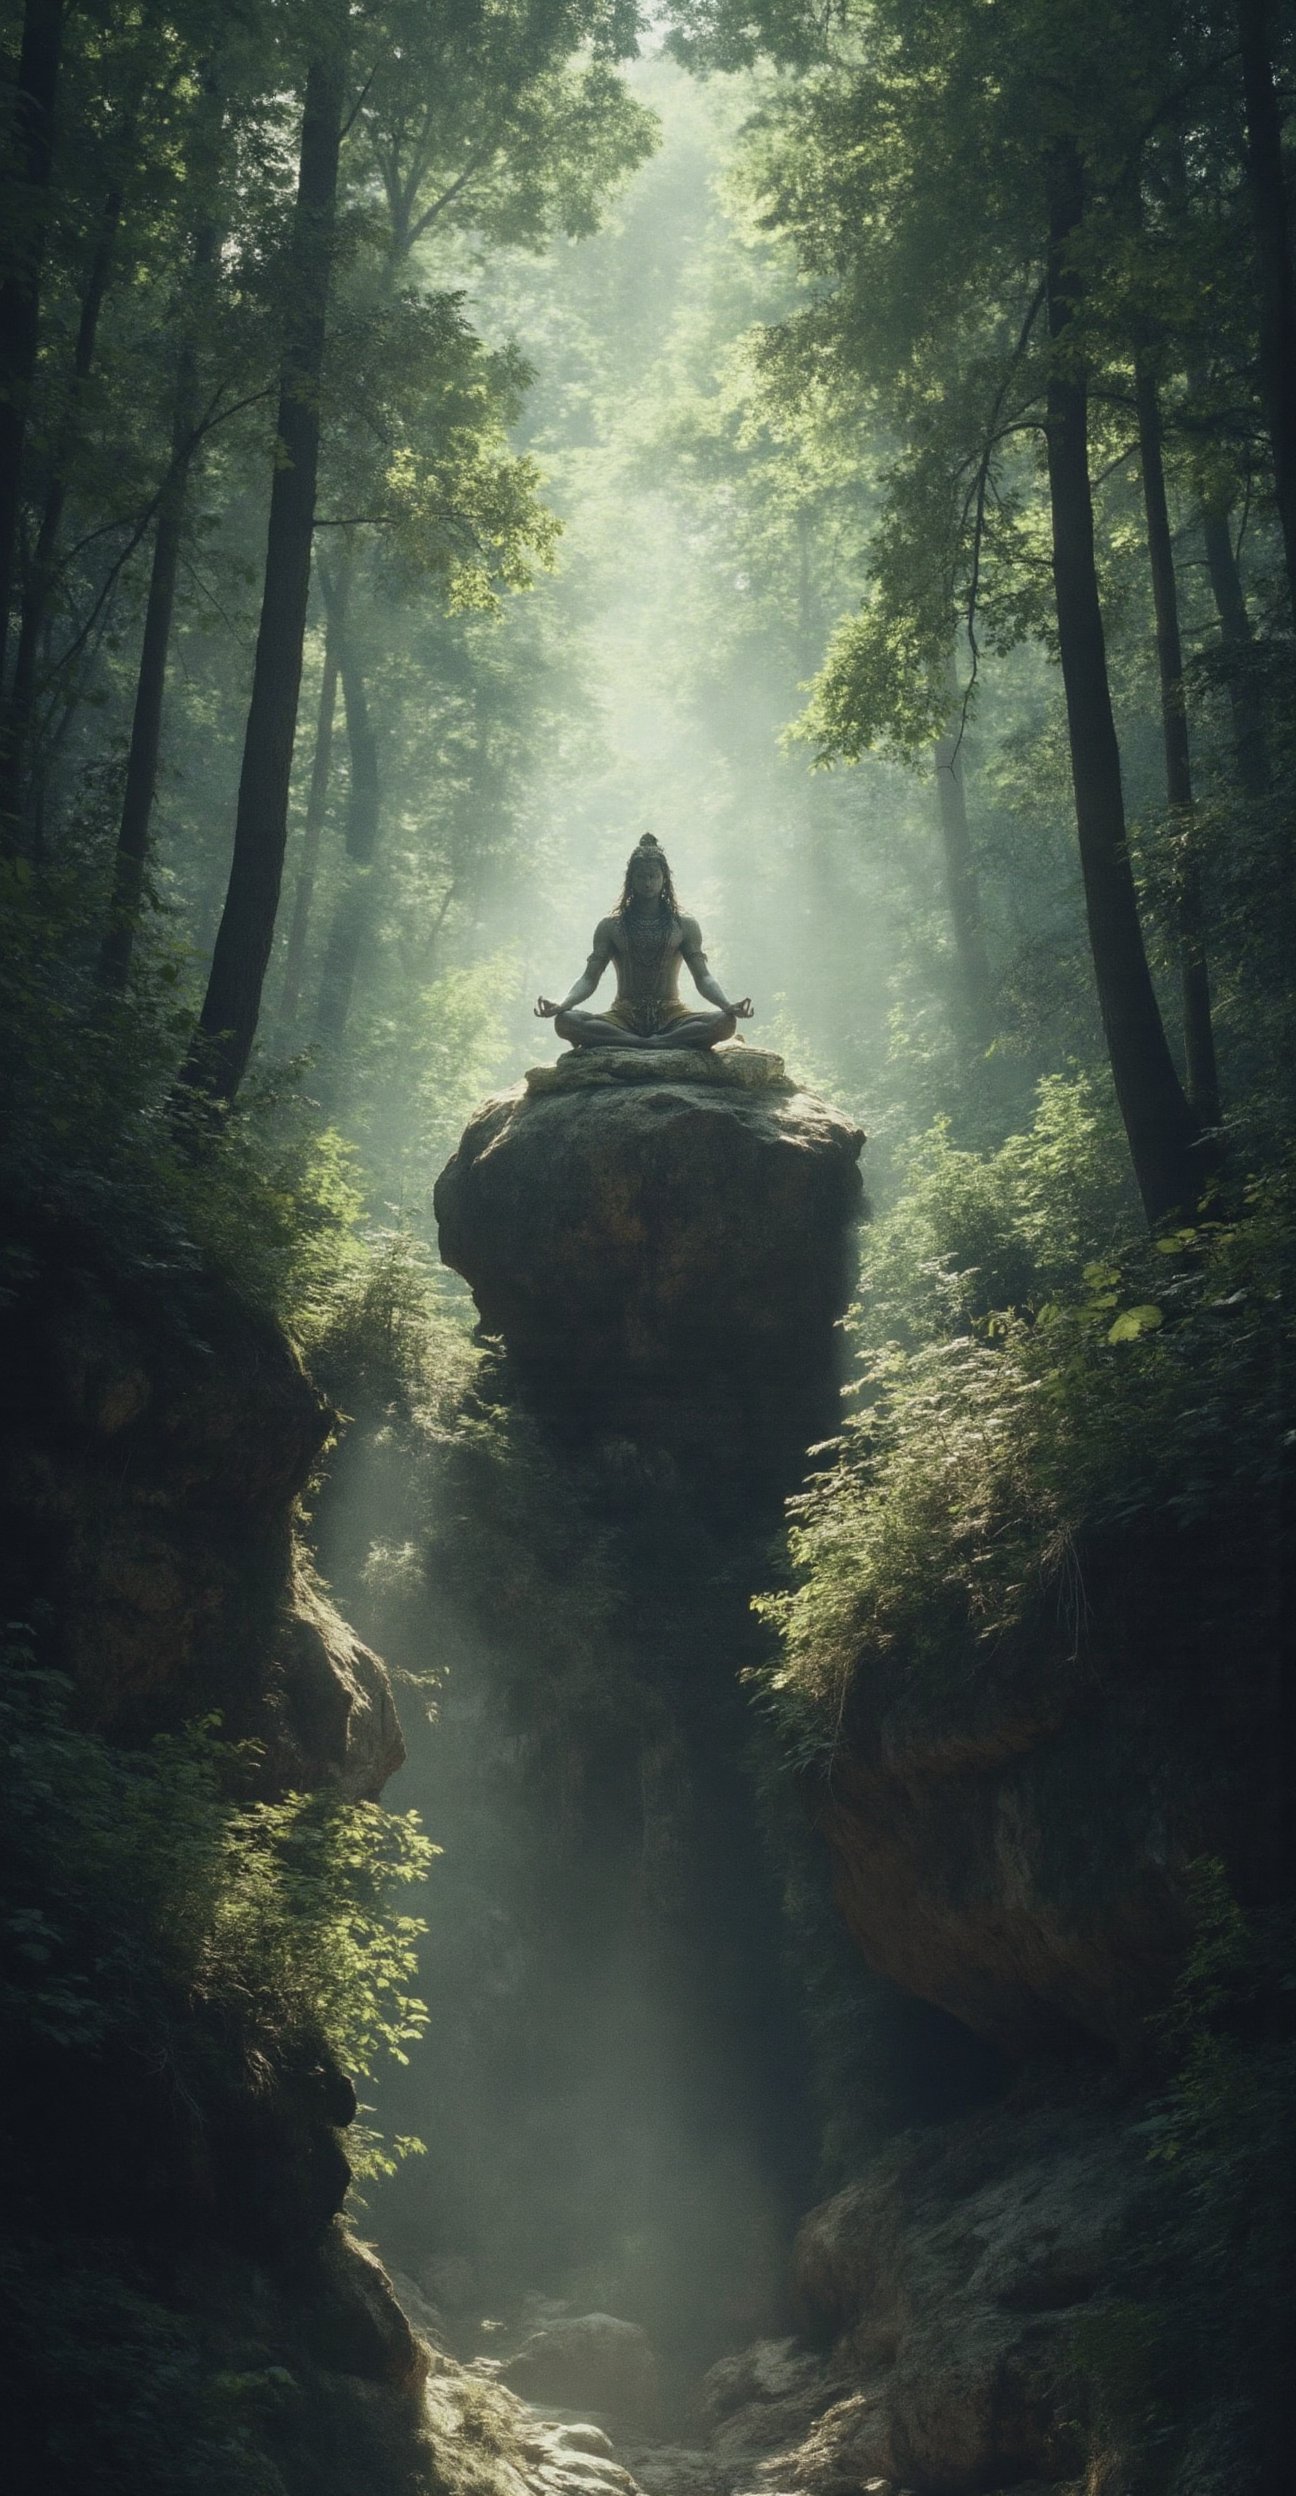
[0,1645,435,2173]
[753,1096,1292,1755]
[0,863,377,1345]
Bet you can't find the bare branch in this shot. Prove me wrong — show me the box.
[1090,439,1141,490]
[404,136,504,250]
[342,61,382,142]
[177,550,253,647]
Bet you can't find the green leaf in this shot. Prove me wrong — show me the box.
[1107,1304,1164,1344]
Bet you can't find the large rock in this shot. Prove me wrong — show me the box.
[434,1048,865,1449]
[789,2096,1142,2496]
[0,1202,402,1797]
[499,2312,661,2429]
[800,1499,1286,2058]
[305,2224,431,2393]
[618,2097,1142,2496]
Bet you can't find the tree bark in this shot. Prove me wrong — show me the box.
[277,594,342,1030]
[1134,357,1221,1129]
[335,612,378,865]
[179,49,344,1107]
[97,266,213,992]
[99,63,224,992]
[1236,0,1296,632]
[933,684,994,1049]
[312,571,380,1076]
[1044,141,1203,1224]
[0,0,65,704]
[313,861,374,1084]
[1200,501,1271,797]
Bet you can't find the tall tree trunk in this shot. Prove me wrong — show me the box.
[313,865,374,1090]
[178,48,344,1107]
[278,592,343,1030]
[1167,132,1273,792]
[2,180,123,839]
[312,570,380,1080]
[1044,142,1203,1225]
[99,64,223,992]
[1236,0,1296,632]
[933,674,994,1048]
[1200,501,1271,797]
[0,0,65,704]
[97,296,208,991]
[333,603,379,867]
[1134,358,1221,1129]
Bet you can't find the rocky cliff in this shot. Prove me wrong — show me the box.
[2,1173,753,2494]
[16,1035,1272,2496]
[345,1047,874,2369]
[0,1201,432,2496]
[1,1199,401,1796]
[434,1045,865,1468]
[809,1508,1283,2062]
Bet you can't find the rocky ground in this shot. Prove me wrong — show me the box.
[391,2071,1143,2496]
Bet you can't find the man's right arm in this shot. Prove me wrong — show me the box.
[559,918,614,1008]
[536,920,614,1017]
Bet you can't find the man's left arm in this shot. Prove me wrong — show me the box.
[681,918,753,1018]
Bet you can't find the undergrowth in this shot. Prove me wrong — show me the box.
[0,1643,435,2179]
[2,857,398,1343]
[751,1081,1292,1759]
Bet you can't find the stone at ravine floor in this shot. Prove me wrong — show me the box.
[496,2313,661,2431]
[412,2324,657,2496]
[446,2088,1143,2496]
[378,2107,1147,2496]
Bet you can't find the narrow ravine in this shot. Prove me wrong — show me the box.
[306,1032,1292,2496]
[315,1046,866,2388]
[309,1044,1012,2494]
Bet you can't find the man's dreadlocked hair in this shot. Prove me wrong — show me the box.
[614,833,680,919]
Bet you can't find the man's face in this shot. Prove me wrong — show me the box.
[630,854,665,901]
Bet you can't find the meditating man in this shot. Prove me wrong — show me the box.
[535,836,754,1050]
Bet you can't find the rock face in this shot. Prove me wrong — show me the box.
[608,2095,1140,2496]
[434,1047,865,1452]
[0,1203,402,1797]
[1,1201,419,2496]
[789,2096,1140,2494]
[804,1512,1283,2060]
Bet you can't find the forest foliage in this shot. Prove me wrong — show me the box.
[1,1642,436,2173]
[755,1083,1292,1756]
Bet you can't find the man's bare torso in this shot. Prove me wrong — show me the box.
[589,910,707,1013]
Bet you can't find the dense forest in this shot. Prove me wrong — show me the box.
[2,4,1292,2495]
